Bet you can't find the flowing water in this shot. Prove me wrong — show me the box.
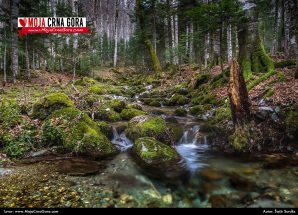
[1,106,298,208]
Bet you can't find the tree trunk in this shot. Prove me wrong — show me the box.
[228,60,251,126]
[136,0,162,74]
[293,0,298,79]
[271,0,279,55]
[227,24,233,62]
[238,7,274,80]
[3,31,7,84]
[189,22,194,62]
[284,0,291,57]
[25,37,30,80]
[11,0,20,84]
[204,33,210,68]
[113,0,119,67]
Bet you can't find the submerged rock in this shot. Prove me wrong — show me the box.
[132,137,185,180]
[32,92,74,120]
[42,107,118,158]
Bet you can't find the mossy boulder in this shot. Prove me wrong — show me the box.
[108,99,126,113]
[0,98,21,129]
[175,108,187,117]
[175,83,189,95]
[74,77,96,86]
[32,93,74,120]
[192,93,219,106]
[144,98,161,107]
[126,116,175,145]
[94,108,121,122]
[120,108,146,121]
[165,94,190,106]
[89,84,104,95]
[127,103,143,111]
[42,107,118,158]
[190,105,212,116]
[195,74,210,88]
[133,137,180,166]
[97,121,113,139]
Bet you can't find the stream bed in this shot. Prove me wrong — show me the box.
[0,106,297,208]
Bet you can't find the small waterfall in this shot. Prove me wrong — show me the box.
[176,125,209,172]
[111,127,133,152]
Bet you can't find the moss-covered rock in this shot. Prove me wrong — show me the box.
[74,77,96,86]
[175,108,187,117]
[126,116,175,145]
[94,108,121,122]
[190,105,212,116]
[192,93,219,106]
[120,108,146,120]
[108,99,126,113]
[0,98,21,129]
[175,83,189,95]
[42,107,118,158]
[89,84,104,95]
[165,94,190,106]
[133,137,180,166]
[97,121,113,139]
[32,93,74,120]
[127,103,143,111]
[195,74,210,88]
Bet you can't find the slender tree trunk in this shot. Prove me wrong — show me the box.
[271,0,279,55]
[228,60,251,126]
[3,32,7,84]
[113,0,119,67]
[227,24,233,62]
[189,22,194,62]
[25,37,30,80]
[204,33,210,68]
[32,51,35,71]
[284,0,291,57]
[11,0,20,83]
[293,0,298,78]
[164,16,170,64]
[136,0,162,74]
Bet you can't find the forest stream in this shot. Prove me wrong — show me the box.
[1,101,297,208]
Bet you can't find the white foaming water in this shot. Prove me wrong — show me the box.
[176,125,209,172]
[111,127,133,152]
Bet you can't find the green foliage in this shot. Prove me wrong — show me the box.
[165,94,189,106]
[247,70,276,90]
[0,98,21,129]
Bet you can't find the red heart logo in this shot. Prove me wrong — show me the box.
[19,18,26,27]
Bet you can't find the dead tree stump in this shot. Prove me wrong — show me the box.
[228,59,251,126]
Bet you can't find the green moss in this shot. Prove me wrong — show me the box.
[89,85,104,95]
[214,106,232,123]
[229,126,250,151]
[167,94,189,106]
[133,137,179,166]
[175,82,189,95]
[42,107,118,158]
[285,110,298,140]
[274,59,296,68]
[247,70,276,90]
[192,93,219,106]
[277,72,286,82]
[211,70,229,88]
[32,93,74,120]
[126,116,172,145]
[97,121,113,139]
[149,100,161,107]
[95,108,121,122]
[190,105,212,115]
[108,99,126,113]
[175,108,187,117]
[74,77,96,86]
[195,74,210,88]
[120,108,146,120]
[127,103,143,110]
[264,88,274,98]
